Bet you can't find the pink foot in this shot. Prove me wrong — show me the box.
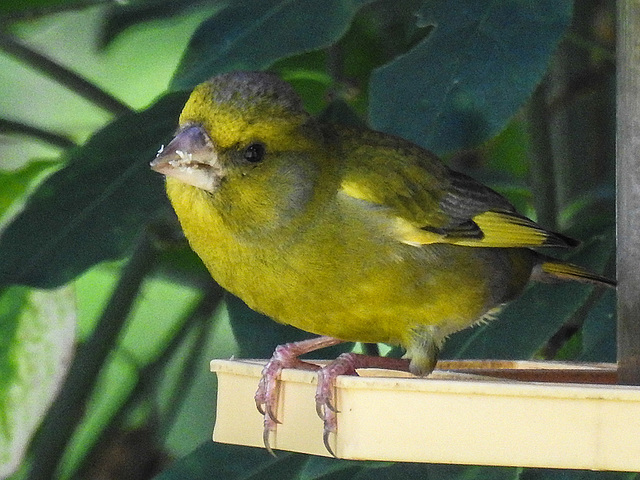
[315,353,410,456]
[255,336,343,455]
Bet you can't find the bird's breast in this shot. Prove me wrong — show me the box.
[167,179,532,346]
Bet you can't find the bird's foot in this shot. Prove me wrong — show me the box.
[315,353,411,457]
[315,353,359,456]
[255,336,344,455]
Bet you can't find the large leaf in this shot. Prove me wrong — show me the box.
[154,441,372,480]
[521,468,631,480]
[99,0,218,48]
[171,0,376,90]
[369,0,572,154]
[0,159,60,227]
[0,92,188,288]
[298,456,370,480]
[0,285,75,478]
[153,442,303,480]
[226,294,352,360]
[0,0,86,14]
[578,288,616,362]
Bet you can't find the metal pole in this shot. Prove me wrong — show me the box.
[617,0,640,385]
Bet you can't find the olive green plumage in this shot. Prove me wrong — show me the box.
[151,71,614,375]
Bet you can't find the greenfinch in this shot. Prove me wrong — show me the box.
[151,71,614,454]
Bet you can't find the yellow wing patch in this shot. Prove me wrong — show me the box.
[466,211,557,247]
[340,179,378,204]
[396,211,569,248]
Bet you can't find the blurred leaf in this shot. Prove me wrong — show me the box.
[57,271,219,478]
[338,0,427,109]
[559,185,616,237]
[0,285,75,478]
[0,0,86,14]
[155,243,213,288]
[441,234,613,360]
[161,320,225,457]
[100,0,219,48]
[369,0,572,154]
[578,288,616,363]
[482,117,530,179]
[298,456,367,480]
[153,442,304,480]
[275,56,334,115]
[521,468,633,480]
[269,0,428,117]
[171,0,376,90]
[57,350,139,480]
[226,294,353,360]
[317,99,367,128]
[0,91,188,289]
[0,159,59,224]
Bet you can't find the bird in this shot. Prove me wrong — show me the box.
[150,70,615,456]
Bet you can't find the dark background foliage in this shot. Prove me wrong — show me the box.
[0,0,617,479]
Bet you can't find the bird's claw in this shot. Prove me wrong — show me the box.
[314,353,362,456]
[255,365,282,423]
[323,428,337,458]
[258,379,281,455]
[315,370,339,457]
[255,339,337,454]
[318,402,338,457]
[315,393,338,419]
[255,341,407,457]
[255,356,286,454]
[263,425,277,457]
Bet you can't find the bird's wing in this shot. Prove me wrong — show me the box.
[337,129,576,249]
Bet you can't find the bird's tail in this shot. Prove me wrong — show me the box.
[532,256,616,288]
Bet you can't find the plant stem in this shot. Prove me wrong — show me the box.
[158,283,221,438]
[0,31,131,116]
[541,286,607,360]
[0,118,76,149]
[527,80,558,230]
[27,231,158,480]
[71,281,224,479]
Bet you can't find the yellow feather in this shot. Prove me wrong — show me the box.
[152,71,614,380]
[394,211,558,248]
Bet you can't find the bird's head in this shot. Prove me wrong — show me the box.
[151,71,324,194]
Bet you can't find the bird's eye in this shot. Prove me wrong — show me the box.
[244,143,266,163]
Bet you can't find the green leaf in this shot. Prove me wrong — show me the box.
[369,0,572,154]
[0,285,75,478]
[317,99,368,128]
[274,55,334,115]
[0,0,87,14]
[579,289,616,363]
[153,442,305,480]
[0,92,188,288]
[226,294,352,360]
[337,0,428,107]
[521,468,633,480]
[171,0,376,90]
[99,0,220,49]
[0,159,59,225]
[299,456,371,480]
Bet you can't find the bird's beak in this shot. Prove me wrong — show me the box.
[150,125,224,192]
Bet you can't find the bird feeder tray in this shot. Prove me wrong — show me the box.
[210,358,640,471]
